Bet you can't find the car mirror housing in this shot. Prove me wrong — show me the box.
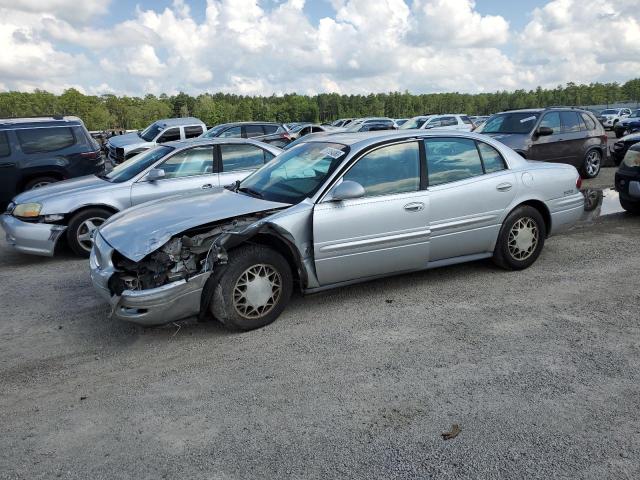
[329,180,366,201]
[536,126,554,137]
[146,168,166,182]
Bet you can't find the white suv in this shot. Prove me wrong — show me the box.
[598,108,631,130]
[399,114,474,131]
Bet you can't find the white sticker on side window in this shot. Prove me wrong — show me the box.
[321,147,344,159]
[520,116,537,123]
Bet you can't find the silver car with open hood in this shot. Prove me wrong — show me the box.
[90,130,585,331]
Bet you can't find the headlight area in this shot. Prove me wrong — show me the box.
[107,216,263,296]
[623,149,640,168]
[11,203,65,225]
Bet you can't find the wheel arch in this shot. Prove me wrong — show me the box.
[64,204,119,223]
[509,199,552,237]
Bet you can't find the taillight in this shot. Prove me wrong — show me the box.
[576,176,582,189]
[80,151,99,159]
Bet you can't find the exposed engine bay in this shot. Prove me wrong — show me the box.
[108,214,268,295]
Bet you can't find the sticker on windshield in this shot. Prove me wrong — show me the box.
[520,116,537,123]
[321,147,344,159]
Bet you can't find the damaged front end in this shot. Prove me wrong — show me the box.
[92,214,273,326]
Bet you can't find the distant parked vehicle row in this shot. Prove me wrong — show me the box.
[399,114,474,132]
[597,108,632,131]
[0,116,104,210]
[613,109,640,138]
[201,121,292,148]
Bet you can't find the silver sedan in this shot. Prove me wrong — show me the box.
[90,130,585,330]
[1,138,282,257]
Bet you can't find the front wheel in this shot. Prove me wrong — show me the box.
[493,206,546,270]
[210,245,292,331]
[620,197,640,215]
[581,149,602,178]
[66,208,112,257]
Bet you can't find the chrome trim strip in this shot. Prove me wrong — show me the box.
[318,228,431,253]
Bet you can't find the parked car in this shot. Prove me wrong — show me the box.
[614,143,640,214]
[394,118,409,127]
[613,109,640,138]
[288,123,331,139]
[344,121,396,132]
[348,117,395,128]
[611,132,640,166]
[89,130,584,331]
[477,108,607,178]
[201,122,292,148]
[105,118,205,164]
[399,114,474,131]
[1,138,282,257]
[597,108,632,130]
[0,116,104,211]
[331,118,354,127]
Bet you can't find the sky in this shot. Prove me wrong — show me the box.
[0,0,638,97]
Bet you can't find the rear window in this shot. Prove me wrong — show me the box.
[17,127,75,154]
[581,113,597,130]
[0,131,10,157]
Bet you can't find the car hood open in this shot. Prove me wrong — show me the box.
[99,188,290,261]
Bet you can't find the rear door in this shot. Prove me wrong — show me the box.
[217,143,273,187]
[313,141,430,285]
[425,137,516,262]
[559,111,587,167]
[0,130,18,206]
[130,144,217,205]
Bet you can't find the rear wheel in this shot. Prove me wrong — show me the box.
[209,245,292,331]
[23,176,59,191]
[66,208,112,257]
[620,197,640,215]
[581,149,602,178]
[493,205,546,270]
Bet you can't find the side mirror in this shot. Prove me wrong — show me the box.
[146,168,166,182]
[329,180,366,201]
[535,126,554,137]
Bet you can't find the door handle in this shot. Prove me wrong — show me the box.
[404,202,424,212]
[201,183,213,189]
[496,183,513,192]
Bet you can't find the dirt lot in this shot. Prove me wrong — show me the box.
[1,168,639,479]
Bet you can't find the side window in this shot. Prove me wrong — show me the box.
[539,112,561,134]
[343,142,420,196]
[262,125,279,134]
[220,144,266,172]
[560,112,582,133]
[184,126,204,138]
[158,146,213,179]
[426,138,483,186]
[581,113,596,130]
[311,126,324,133]
[244,125,264,138]
[264,150,275,162]
[16,127,75,153]
[0,131,10,157]
[461,116,473,125]
[441,117,458,127]
[477,142,506,173]
[219,126,242,138]
[157,128,180,143]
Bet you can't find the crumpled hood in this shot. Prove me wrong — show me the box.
[107,132,147,148]
[12,175,109,207]
[99,187,290,261]
[482,133,527,151]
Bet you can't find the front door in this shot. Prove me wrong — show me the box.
[313,141,430,286]
[529,111,571,163]
[425,137,517,262]
[130,145,218,205]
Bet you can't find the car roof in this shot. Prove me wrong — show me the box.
[0,116,84,130]
[154,117,204,127]
[212,121,283,127]
[163,137,282,150]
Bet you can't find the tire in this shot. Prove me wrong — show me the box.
[209,245,292,331]
[581,149,602,178]
[66,208,112,257]
[493,205,546,270]
[620,197,640,215]
[23,176,59,191]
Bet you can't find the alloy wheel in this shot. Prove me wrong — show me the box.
[585,150,601,177]
[508,217,539,261]
[76,217,106,252]
[233,264,282,319]
[30,181,52,189]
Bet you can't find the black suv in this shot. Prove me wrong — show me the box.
[615,143,640,214]
[0,116,104,210]
[201,122,292,148]
[479,108,607,178]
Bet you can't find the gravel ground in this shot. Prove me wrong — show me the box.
[1,174,639,479]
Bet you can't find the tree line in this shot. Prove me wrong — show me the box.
[0,79,639,131]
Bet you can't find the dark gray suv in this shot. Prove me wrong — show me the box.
[478,108,607,178]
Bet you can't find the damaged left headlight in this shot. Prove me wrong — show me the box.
[13,202,41,218]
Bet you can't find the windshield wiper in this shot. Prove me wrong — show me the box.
[237,186,264,199]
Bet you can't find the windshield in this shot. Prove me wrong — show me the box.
[601,109,618,115]
[201,125,228,138]
[104,146,174,183]
[139,123,162,142]
[239,142,349,204]
[480,112,540,134]
[399,117,429,129]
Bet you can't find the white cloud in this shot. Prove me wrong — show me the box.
[0,0,638,96]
